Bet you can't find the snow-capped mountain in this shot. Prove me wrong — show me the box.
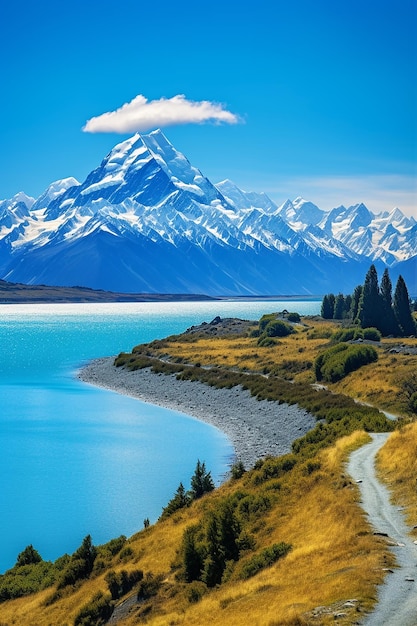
[0,130,415,295]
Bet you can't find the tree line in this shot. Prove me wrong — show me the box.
[321,265,416,337]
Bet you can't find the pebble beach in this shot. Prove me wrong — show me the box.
[78,357,317,469]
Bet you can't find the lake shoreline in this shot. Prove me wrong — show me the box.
[78,357,317,470]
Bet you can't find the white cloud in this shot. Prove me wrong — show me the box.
[83,94,240,134]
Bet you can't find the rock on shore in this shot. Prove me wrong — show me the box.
[78,357,317,469]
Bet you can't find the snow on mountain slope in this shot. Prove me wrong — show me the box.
[278,197,324,229]
[0,130,415,295]
[216,179,277,213]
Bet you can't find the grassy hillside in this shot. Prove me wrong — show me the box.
[0,432,393,626]
[1,313,415,625]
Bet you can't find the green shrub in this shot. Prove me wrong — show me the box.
[102,535,126,557]
[257,336,278,347]
[264,320,294,338]
[259,313,279,332]
[0,561,57,602]
[239,543,292,579]
[333,327,381,343]
[74,591,114,626]
[57,558,88,589]
[287,312,301,323]
[332,328,360,343]
[137,573,163,600]
[303,461,321,475]
[362,327,381,341]
[230,461,246,480]
[15,545,42,567]
[105,569,143,600]
[256,318,294,347]
[187,580,207,603]
[252,456,297,485]
[315,343,378,383]
[237,494,271,520]
[57,535,97,589]
[118,546,133,561]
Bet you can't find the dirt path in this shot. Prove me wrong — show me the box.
[348,433,417,625]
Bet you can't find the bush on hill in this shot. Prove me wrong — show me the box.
[332,327,381,343]
[315,343,378,383]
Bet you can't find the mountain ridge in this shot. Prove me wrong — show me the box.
[0,129,415,295]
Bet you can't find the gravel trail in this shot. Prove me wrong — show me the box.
[79,358,417,623]
[348,433,417,626]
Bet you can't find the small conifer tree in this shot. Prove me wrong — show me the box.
[15,545,42,567]
[190,460,215,500]
[159,482,190,519]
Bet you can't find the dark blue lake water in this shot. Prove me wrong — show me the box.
[0,299,320,572]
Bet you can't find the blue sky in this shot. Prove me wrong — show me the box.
[1,0,416,216]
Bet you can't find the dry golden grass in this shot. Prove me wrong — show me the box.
[157,318,337,384]
[0,432,393,626]
[2,317,414,625]
[331,349,417,416]
[117,431,390,626]
[376,421,417,533]
[155,317,417,416]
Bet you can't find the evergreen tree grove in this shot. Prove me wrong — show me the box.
[320,266,415,338]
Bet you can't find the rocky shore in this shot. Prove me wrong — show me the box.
[78,357,317,469]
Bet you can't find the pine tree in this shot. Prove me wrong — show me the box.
[350,285,363,321]
[333,293,345,319]
[379,268,398,336]
[183,525,203,583]
[357,265,381,329]
[16,545,42,567]
[202,513,224,587]
[344,294,352,318]
[73,535,97,577]
[218,502,240,562]
[159,482,190,519]
[321,294,334,319]
[190,460,215,500]
[393,275,416,337]
[328,293,336,318]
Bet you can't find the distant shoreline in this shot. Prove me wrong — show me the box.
[78,357,317,470]
[0,278,323,304]
[0,279,217,304]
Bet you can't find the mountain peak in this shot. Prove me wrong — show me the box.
[13,192,35,208]
[0,131,415,296]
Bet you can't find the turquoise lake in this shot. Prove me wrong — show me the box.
[0,299,320,572]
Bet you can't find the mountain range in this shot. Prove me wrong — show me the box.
[0,130,416,296]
